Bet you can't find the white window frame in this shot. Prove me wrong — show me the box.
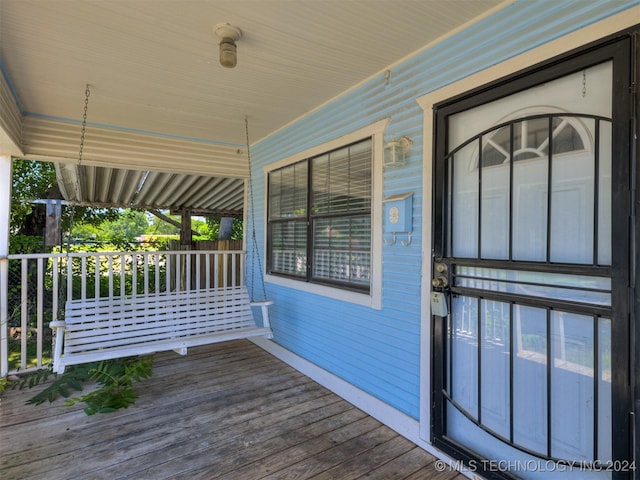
[264,119,387,310]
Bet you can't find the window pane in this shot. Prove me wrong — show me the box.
[312,154,330,214]
[312,215,370,288]
[312,139,372,215]
[349,140,372,211]
[269,161,307,219]
[270,221,307,277]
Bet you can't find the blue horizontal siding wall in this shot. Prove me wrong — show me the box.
[248,0,639,420]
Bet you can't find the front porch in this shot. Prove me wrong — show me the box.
[0,340,463,480]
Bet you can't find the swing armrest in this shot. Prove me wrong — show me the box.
[50,321,67,374]
[250,300,274,330]
[50,320,66,330]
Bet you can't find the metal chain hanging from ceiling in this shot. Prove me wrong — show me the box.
[245,116,268,302]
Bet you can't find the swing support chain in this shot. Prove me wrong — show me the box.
[244,116,268,303]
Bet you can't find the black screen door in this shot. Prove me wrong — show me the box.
[431,34,634,480]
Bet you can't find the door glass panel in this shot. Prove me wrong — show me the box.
[480,300,510,438]
[481,135,510,259]
[455,266,611,306]
[550,118,595,264]
[452,142,479,258]
[513,305,548,454]
[598,318,612,462]
[550,311,594,461]
[512,140,548,261]
[598,121,612,266]
[450,295,478,418]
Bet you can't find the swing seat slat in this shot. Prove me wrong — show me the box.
[50,285,273,374]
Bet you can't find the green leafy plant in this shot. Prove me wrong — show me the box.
[0,377,10,392]
[17,356,153,415]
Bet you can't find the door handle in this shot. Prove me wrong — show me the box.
[431,276,448,288]
[432,262,449,289]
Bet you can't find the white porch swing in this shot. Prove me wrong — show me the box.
[50,88,273,374]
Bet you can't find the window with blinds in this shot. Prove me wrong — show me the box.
[267,138,372,292]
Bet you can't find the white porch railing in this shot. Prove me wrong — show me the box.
[0,250,246,376]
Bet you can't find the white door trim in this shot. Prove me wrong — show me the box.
[416,6,640,443]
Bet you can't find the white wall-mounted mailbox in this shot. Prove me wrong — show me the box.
[383,192,413,233]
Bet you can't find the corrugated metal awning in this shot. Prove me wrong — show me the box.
[55,163,245,217]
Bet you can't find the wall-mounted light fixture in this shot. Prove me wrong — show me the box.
[384,136,413,167]
[214,23,242,68]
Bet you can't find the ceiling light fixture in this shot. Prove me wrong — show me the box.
[214,23,242,68]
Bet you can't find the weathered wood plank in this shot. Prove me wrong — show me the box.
[0,340,466,480]
[310,435,417,479]
[2,364,314,477]
[259,425,399,480]
[356,447,440,479]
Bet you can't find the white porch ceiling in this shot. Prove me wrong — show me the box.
[0,0,504,213]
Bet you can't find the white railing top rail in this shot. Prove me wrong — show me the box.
[1,249,249,376]
[7,249,246,260]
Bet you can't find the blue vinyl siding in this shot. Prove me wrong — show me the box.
[249,0,639,420]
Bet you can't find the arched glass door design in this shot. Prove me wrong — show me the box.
[432,37,633,480]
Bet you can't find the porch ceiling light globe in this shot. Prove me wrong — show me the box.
[214,23,242,68]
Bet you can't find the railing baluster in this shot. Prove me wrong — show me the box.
[94,254,100,299]
[195,253,201,290]
[231,253,237,286]
[241,253,246,286]
[36,258,44,368]
[80,257,86,300]
[155,253,161,294]
[108,255,114,298]
[214,254,220,289]
[144,253,149,295]
[223,254,229,288]
[0,256,8,377]
[176,253,182,292]
[3,250,246,374]
[120,253,126,297]
[132,253,138,296]
[21,259,28,370]
[52,257,59,322]
[206,253,211,289]
[165,253,171,293]
[67,256,73,302]
[186,252,192,291]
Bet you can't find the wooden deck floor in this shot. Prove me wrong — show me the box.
[1,340,466,480]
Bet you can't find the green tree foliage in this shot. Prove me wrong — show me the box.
[10,159,120,252]
[10,159,57,233]
[148,213,180,235]
[101,210,149,241]
[204,217,243,240]
[16,356,154,415]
